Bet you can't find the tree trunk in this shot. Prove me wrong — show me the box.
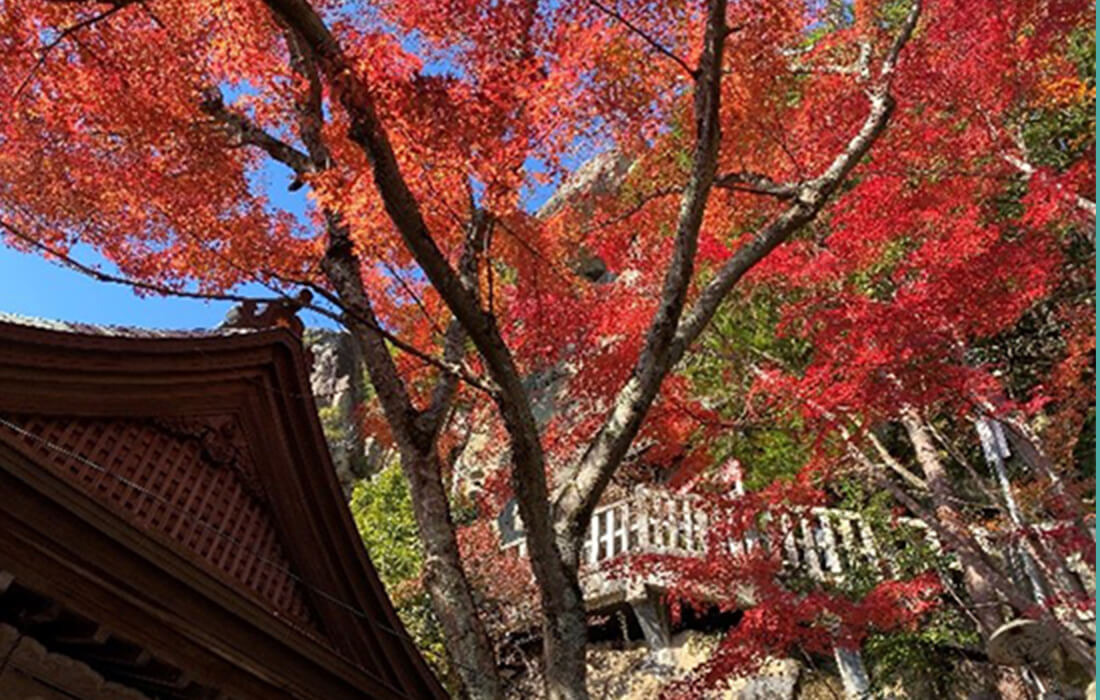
[403,447,505,700]
[322,238,504,699]
[536,534,589,700]
[900,411,1031,700]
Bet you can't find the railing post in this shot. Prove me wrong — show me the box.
[856,515,880,570]
[836,514,858,572]
[587,512,599,566]
[663,495,674,550]
[680,498,692,552]
[779,513,796,567]
[623,496,632,552]
[607,508,614,559]
[800,516,824,580]
[923,523,943,554]
[817,510,843,575]
[745,517,759,554]
[695,507,707,553]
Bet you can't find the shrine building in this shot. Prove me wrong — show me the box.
[0,310,446,699]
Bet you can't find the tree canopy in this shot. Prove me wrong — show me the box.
[1,0,1094,697]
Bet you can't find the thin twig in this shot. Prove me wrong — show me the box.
[0,219,498,396]
[13,1,135,101]
[580,186,681,236]
[714,171,801,199]
[588,0,696,77]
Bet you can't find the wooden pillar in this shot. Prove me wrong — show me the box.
[637,489,651,552]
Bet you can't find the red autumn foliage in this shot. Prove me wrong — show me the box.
[1,0,1092,693]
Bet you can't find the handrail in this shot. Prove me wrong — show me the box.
[502,487,1093,592]
[502,487,924,583]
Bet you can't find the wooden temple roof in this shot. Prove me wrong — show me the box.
[0,313,446,699]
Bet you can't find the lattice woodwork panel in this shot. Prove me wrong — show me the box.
[0,415,319,634]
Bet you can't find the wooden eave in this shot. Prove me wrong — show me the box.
[0,319,446,699]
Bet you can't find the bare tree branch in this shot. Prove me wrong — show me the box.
[13,1,135,101]
[1001,152,1096,221]
[714,170,800,199]
[197,22,504,407]
[787,40,870,80]
[419,208,491,442]
[866,465,1095,668]
[0,217,497,395]
[588,0,695,77]
[579,186,681,235]
[258,2,601,692]
[1,219,272,304]
[558,0,921,532]
[671,1,921,361]
[284,24,330,167]
[250,22,507,695]
[199,88,315,175]
[748,362,930,491]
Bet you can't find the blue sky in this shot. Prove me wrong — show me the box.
[0,159,567,331]
[0,25,579,332]
[0,244,246,329]
[0,161,329,329]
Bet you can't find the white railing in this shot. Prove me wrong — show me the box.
[503,487,1096,604]
[503,487,933,585]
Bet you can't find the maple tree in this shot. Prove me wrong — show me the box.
[0,0,1094,698]
[660,1,1096,694]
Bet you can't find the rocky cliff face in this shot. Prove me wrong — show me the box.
[304,329,392,494]
[303,326,490,498]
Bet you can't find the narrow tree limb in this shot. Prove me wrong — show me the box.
[580,186,681,236]
[419,209,491,442]
[257,16,572,680]
[669,80,899,361]
[259,14,511,696]
[866,431,929,491]
[1,219,269,304]
[870,467,1096,670]
[587,0,696,77]
[1002,152,1096,221]
[320,213,505,700]
[13,0,135,100]
[283,24,330,168]
[197,71,496,397]
[556,0,730,532]
[714,170,800,199]
[0,217,497,395]
[750,362,930,491]
[559,1,921,531]
[199,88,315,175]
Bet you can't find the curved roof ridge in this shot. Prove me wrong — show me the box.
[0,310,254,338]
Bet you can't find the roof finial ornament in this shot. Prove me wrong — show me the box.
[221,290,313,337]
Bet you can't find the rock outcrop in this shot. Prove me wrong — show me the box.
[305,329,392,493]
[583,631,805,700]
